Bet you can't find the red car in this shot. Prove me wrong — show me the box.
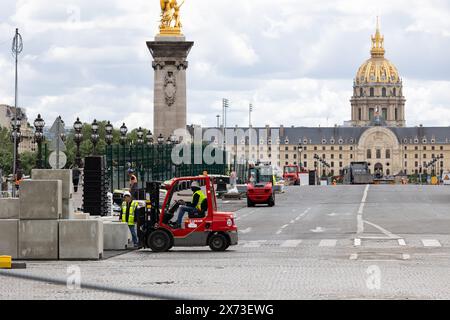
[246,165,275,207]
[283,165,300,185]
[143,176,238,252]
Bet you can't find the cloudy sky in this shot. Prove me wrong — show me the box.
[0,0,449,130]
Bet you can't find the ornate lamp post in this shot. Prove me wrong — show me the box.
[10,116,22,194]
[136,127,144,145]
[120,123,128,146]
[90,119,100,155]
[105,121,114,145]
[146,130,154,146]
[298,142,304,170]
[33,114,45,169]
[73,118,83,167]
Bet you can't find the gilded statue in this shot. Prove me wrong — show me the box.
[160,0,184,35]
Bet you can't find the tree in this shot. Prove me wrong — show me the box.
[0,126,13,175]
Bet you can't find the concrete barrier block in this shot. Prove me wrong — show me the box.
[62,198,74,220]
[31,169,73,199]
[19,220,59,260]
[103,222,129,250]
[0,198,20,219]
[59,220,103,260]
[0,219,19,259]
[72,212,90,220]
[20,180,62,220]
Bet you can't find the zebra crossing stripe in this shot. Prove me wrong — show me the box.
[422,239,442,247]
[319,239,337,247]
[280,240,303,248]
[398,239,406,246]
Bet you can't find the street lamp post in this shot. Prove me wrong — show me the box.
[10,116,22,196]
[11,28,23,198]
[157,134,164,180]
[33,114,45,169]
[73,118,83,167]
[105,121,114,145]
[146,130,154,146]
[298,143,304,170]
[90,119,100,155]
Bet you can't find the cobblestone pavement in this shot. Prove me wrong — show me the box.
[1,185,449,300]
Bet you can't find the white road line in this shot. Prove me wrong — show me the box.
[319,239,337,247]
[290,220,296,224]
[310,227,325,233]
[281,224,289,229]
[357,185,370,235]
[398,239,406,246]
[354,238,362,246]
[280,240,303,248]
[402,254,411,260]
[349,254,358,260]
[364,220,400,239]
[422,239,442,247]
[243,240,267,248]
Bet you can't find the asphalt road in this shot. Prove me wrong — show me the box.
[1,185,450,300]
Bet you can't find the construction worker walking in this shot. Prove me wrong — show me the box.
[120,191,139,248]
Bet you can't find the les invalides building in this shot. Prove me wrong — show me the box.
[217,23,449,178]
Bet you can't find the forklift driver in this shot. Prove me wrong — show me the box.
[171,181,207,229]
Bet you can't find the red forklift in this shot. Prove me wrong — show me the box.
[140,176,238,252]
[246,164,275,207]
[283,165,301,185]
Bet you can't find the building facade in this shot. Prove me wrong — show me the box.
[201,24,450,178]
[0,104,36,154]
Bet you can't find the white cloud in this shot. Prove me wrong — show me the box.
[0,0,448,131]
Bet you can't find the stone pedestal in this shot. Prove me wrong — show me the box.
[147,36,194,139]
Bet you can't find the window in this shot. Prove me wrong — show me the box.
[322,146,326,151]
[423,154,427,159]
[370,88,375,97]
[423,146,427,151]
[322,154,326,159]
[339,162,343,168]
[339,146,343,151]
[395,108,398,121]
[350,154,353,159]
[360,88,363,96]
[440,146,444,151]
[405,154,408,159]
[314,146,318,151]
[358,108,362,121]
[285,154,289,159]
[369,108,375,120]
[393,88,396,96]
[331,146,335,151]
[386,149,391,159]
[367,149,372,159]
[376,149,381,159]
[382,108,387,120]
[432,146,435,151]
[339,154,343,159]
[304,154,307,160]
[382,88,387,97]
[331,154,335,159]
[304,162,308,168]
[331,162,335,168]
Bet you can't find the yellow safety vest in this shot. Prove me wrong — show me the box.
[193,190,207,211]
[122,201,139,225]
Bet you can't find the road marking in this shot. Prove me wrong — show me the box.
[349,254,358,260]
[357,185,370,235]
[310,227,325,233]
[239,228,252,234]
[364,220,400,239]
[402,254,411,260]
[280,240,303,248]
[290,220,296,224]
[275,230,283,235]
[354,238,362,246]
[281,224,289,229]
[319,239,337,247]
[243,240,267,248]
[422,239,442,247]
[398,239,406,246]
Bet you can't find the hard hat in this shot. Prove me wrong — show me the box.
[123,191,132,198]
[191,181,200,188]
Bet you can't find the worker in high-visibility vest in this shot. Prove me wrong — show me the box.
[172,181,207,229]
[120,191,139,247]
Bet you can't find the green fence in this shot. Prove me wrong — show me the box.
[106,144,228,191]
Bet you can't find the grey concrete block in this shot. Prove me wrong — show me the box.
[62,198,74,220]
[59,220,103,260]
[0,219,19,259]
[0,198,20,219]
[20,180,62,220]
[32,169,73,199]
[72,212,90,220]
[103,222,129,250]
[19,220,59,260]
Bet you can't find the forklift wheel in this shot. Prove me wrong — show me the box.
[208,233,228,252]
[147,230,172,252]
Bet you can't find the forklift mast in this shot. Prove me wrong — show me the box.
[146,182,162,226]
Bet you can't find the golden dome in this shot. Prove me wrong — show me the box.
[355,20,401,85]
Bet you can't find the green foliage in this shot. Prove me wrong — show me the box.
[0,126,13,175]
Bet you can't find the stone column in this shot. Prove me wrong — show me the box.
[147,36,194,139]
